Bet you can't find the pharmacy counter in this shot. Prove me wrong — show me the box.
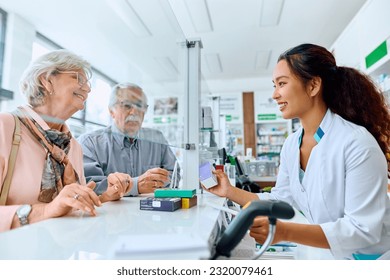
[0,192,333,260]
[0,192,225,260]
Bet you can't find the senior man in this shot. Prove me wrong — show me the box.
[78,83,178,196]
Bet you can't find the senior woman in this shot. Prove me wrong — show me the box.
[0,50,132,232]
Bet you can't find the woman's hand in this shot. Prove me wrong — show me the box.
[100,172,132,203]
[202,169,234,198]
[202,169,259,206]
[44,181,101,218]
[249,216,287,245]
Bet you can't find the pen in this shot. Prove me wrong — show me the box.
[171,160,178,189]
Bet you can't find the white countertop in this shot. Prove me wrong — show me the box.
[0,191,333,260]
[0,192,225,260]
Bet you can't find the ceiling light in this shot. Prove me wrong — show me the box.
[205,53,222,73]
[255,51,271,70]
[184,0,213,32]
[106,0,152,37]
[259,0,284,26]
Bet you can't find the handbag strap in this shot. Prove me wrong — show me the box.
[0,114,21,205]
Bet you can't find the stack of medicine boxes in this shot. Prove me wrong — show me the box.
[140,189,197,212]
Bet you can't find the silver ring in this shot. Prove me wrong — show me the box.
[73,193,80,200]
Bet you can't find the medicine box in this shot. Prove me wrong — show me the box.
[140,197,181,212]
[199,162,218,189]
[181,195,197,209]
[154,188,196,198]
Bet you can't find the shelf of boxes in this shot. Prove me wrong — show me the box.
[255,121,291,176]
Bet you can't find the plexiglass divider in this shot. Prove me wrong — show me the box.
[111,1,202,190]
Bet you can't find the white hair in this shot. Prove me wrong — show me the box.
[108,82,148,109]
[19,49,92,107]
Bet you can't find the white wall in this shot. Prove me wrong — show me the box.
[331,0,390,73]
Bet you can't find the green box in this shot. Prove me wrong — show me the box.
[154,188,196,198]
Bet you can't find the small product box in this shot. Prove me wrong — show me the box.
[181,195,198,209]
[140,197,181,212]
[199,162,218,189]
[154,188,196,198]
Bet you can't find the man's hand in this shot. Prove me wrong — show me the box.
[138,168,170,194]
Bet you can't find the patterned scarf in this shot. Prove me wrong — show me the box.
[16,107,79,202]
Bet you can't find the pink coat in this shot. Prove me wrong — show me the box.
[0,105,86,232]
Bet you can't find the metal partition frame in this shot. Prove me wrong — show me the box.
[182,39,202,189]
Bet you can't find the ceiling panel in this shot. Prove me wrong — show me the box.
[0,0,367,94]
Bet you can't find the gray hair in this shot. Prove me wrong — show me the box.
[108,82,148,109]
[19,49,92,107]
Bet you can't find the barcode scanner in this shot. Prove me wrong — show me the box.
[210,200,294,260]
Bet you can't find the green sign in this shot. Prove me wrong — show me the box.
[365,40,388,69]
[257,114,277,121]
[225,115,240,122]
[153,117,163,124]
[153,117,171,124]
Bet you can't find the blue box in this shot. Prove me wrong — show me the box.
[140,197,181,212]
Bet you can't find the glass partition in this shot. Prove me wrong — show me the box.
[0,0,199,189]
[199,76,220,164]
[87,0,191,188]
[80,0,189,150]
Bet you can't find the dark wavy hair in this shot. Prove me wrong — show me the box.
[278,43,390,177]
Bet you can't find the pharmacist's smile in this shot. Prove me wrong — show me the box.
[278,102,287,111]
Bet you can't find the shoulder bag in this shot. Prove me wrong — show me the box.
[0,114,21,205]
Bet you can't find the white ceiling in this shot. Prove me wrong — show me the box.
[0,0,367,96]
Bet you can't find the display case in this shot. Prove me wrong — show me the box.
[199,128,219,163]
[219,93,244,156]
[225,123,244,156]
[292,118,301,133]
[253,91,292,180]
[256,121,291,160]
[252,120,291,181]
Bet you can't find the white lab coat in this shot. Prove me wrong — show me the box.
[259,109,390,259]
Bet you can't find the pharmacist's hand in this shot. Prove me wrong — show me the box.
[202,170,232,198]
[100,172,132,203]
[249,216,286,245]
[138,168,170,194]
[44,181,101,218]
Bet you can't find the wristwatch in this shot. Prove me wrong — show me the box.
[16,204,32,226]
